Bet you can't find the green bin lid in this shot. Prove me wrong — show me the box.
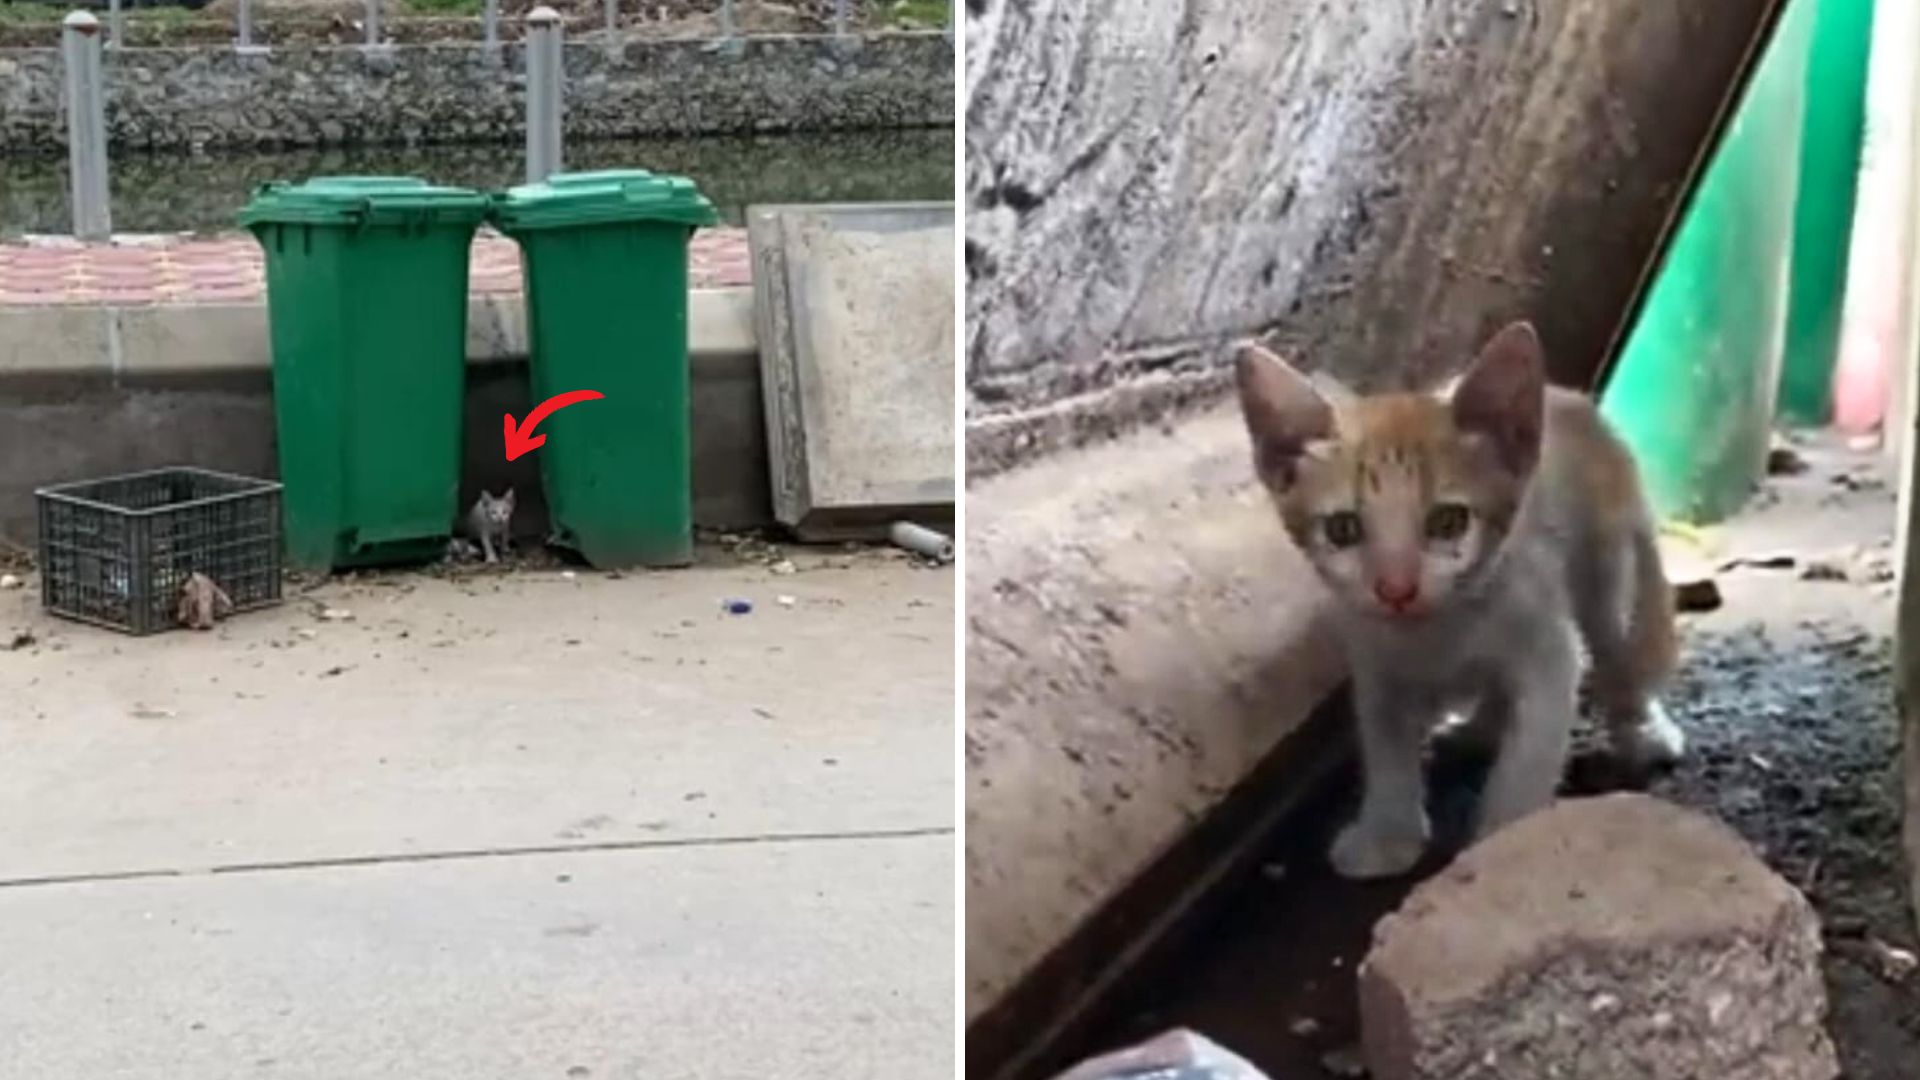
[490,169,719,231]
[237,176,491,229]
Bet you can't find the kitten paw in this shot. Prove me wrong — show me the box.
[1613,700,1686,772]
[1329,817,1428,880]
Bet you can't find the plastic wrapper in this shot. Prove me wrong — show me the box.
[1049,1028,1273,1080]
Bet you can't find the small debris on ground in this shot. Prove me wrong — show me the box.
[5,629,36,651]
[770,559,798,576]
[1672,577,1722,613]
[1801,556,1849,582]
[1318,1045,1367,1078]
[1261,861,1289,883]
[0,572,22,590]
[1720,552,1797,572]
[722,598,753,615]
[1869,940,1918,984]
[776,594,797,608]
[317,607,354,622]
[131,705,176,719]
[1288,1016,1320,1039]
[1767,443,1809,476]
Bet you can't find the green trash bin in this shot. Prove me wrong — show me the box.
[1600,0,1815,524]
[239,177,489,570]
[491,169,719,569]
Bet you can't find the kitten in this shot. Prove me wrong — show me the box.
[175,572,233,631]
[464,488,516,564]
[1235,321,1684,880]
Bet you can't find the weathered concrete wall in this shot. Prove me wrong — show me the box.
[0,32,951,151]
[0,290,770,545]
[965,0,1773,476]
[963,0,1780,1053]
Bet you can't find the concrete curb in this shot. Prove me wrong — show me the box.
[0,287,756,376]
[964,404,1345,1020]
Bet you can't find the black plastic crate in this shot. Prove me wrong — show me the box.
[36,466,283,635]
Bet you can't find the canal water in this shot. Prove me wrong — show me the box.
[0,126,952,236]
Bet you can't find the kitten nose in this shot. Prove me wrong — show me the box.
[1373,577,1420,609]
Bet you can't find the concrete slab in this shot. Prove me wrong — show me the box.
[0,835,952,1079]
[0,553,952,1075]
[749,203,955,539]
[0,556,953,883]
[0,288,755,377]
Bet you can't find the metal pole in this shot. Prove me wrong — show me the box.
[237,0,252,48]
[482,0,499,61]
[833,0,847,38]
[720,0,736,40]
[364,0,380,47]
[525,6,563,183]
[62,11,110,241]
[603,0,615,39]
[107,0,122,48]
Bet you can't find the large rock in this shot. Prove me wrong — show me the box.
[1358,794,1837,1080]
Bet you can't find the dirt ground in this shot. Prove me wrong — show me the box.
[1056,431,1919,1079]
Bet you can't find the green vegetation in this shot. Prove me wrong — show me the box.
[0,3,69,26]
[888,0,948,28]
[402,0,484,13]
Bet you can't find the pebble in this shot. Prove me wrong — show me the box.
[1870,939,1918,983]
[1320,1045,1368,1077]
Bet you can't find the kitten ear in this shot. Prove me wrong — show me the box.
[1452,320,1546,475]
[502,487,516,509]
[1235,342,1334,491]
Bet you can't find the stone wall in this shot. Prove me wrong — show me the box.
[0,32,951,152]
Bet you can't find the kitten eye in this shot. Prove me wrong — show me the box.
[1426,503,1471,541]
[1322,511,1364,548]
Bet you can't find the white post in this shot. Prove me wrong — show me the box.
[720,0,736,39]
[63,10,110,242]
[525,6,563,183]
[603,0,615,39]
[364,0,381,47]
[833,0,847,37]
[107,0,123,48]
[483,0,500,61]
[237,0,253,48]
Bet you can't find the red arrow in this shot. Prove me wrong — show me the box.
[503,390,606,461]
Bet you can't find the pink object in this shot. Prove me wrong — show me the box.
[1831,0,1920,436]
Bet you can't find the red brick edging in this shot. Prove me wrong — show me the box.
[0,228,751,307]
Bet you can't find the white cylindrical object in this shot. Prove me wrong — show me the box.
[525,6,564,183]
[720,0,736,38]
[604,0,615,37]
[63,11,110,242]
[482,0,499,59]
[364,0,381,47]
[832,0,847,37]
[889,521,954,563]
[237,0,253,47]
[107,0,122,48]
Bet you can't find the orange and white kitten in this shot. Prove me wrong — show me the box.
[1236,321,1683,879]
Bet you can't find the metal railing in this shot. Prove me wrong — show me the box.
[63,10,110,240]
[524,6,564,183]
